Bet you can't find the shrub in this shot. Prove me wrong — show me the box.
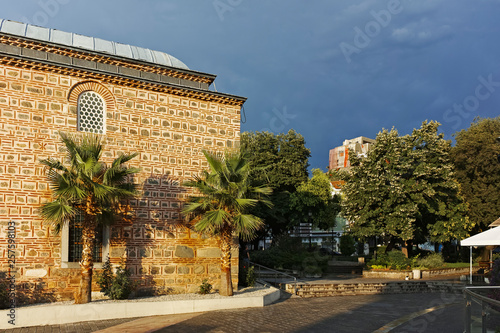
[96,257,113,294]
[368,250,412,270]
[251,246,328,274]
[96,257,136,300]
[250,236,307,271]
[238,262,256,287]
[198,279,212,295]
[246,266,256,287]
[370,265,387,270]
[417,253,445,269]
[339,234,356,256]
[386,250,412,270]
[249,235,330,276]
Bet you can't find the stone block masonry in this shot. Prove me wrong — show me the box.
[0,26,245,302]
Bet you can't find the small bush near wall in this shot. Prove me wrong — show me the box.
[416,253,445,269]
[339,234,356,256]
[96,257,137,300]
[198,279,213,295]
[238,262,256,287]
[368,250,412,270]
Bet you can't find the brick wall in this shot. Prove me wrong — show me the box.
[0,61,242,301]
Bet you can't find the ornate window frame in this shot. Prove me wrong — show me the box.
[77,91,106,134]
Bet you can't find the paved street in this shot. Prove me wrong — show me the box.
[153,293,465,333]
[2,292,475,333]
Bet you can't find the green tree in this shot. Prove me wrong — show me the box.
[451,117,500,231]
[339,234,356,256]
[241,130,310,237]
[341,121,471,255]
[182,151,272,296]
[410,121,471,244]
[40,132,139,304]
[290,169,341,231]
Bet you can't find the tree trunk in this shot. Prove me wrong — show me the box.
[385,237,396,253]
[219,227,233,296]
[434,243,440,253]
[402,240,413,258]
[75,222,96,304]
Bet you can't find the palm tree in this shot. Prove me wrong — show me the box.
[182,150,272,296]
[40,132,140,304]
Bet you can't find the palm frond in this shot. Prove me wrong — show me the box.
[202,150,224,174]
[233,214,264,241]
[183,150,272,239]
[194,209,229,234]
[235,198,259,210]
[40,132,140,235]
[40,200,75,233]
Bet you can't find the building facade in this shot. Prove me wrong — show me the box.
[0,19,244,301]
[329,136,375,170]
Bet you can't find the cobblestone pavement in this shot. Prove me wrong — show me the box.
[2,292,473,333]
[155,293,466,333]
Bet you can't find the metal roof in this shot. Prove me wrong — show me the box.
[0,19,189,70]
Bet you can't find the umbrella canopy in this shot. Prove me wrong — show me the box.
[489,217,500,228]
[461,226,500,246]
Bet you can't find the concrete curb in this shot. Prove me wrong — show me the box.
[0,287,281,329]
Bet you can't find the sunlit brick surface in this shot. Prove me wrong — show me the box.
[0,36,242,301]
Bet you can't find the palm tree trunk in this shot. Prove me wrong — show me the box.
[219,227,233,296]
[75,222,95,304]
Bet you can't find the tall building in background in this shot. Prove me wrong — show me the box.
[329,136,375,170]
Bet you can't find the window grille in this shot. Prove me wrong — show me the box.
[68,213,103,263]
[78,91,105,134]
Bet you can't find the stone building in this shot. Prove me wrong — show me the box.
[0,19,245,300]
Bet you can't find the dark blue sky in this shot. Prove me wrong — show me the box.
[4,0,500,171]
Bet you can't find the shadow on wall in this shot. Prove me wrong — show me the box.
[112,173,188,297]
[0,272,56,308]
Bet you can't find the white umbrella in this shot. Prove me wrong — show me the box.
[461,226,500,283]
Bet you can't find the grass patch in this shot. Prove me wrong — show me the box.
[444,262,477,268]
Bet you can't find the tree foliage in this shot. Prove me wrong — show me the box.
[290,169,341,230]
[339,234,356,256]
[341,121,471,245]
[450,117,500,231]
[240,130,310,236]
[241,129,310,191]
[182,150,272,296]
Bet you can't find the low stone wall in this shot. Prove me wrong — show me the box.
[363,267,477,279]
[421,267,475,278]
[362,270,412,279]
[292,281,465,298]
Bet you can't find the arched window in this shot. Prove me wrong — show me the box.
[78,91,105,134]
